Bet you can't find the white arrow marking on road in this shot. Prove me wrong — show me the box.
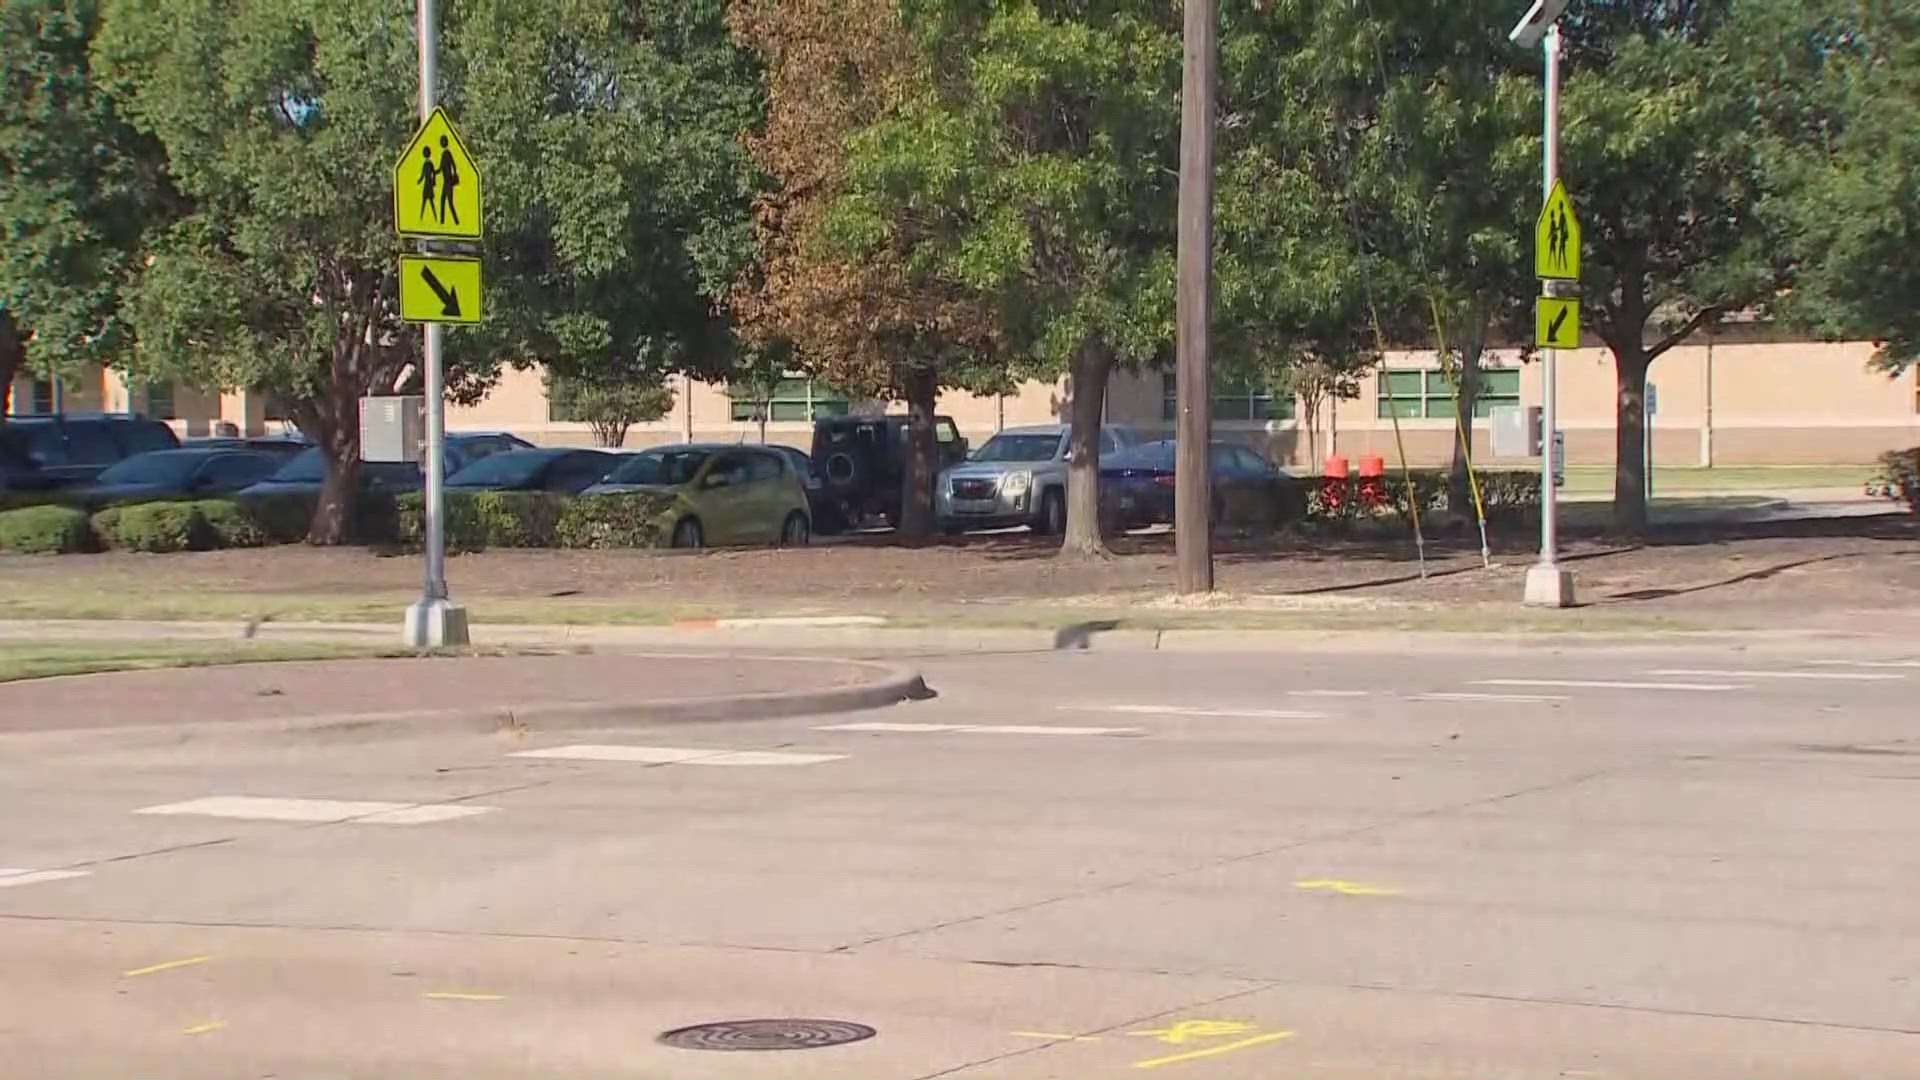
[1646,669,1904,682]
[1474,679,1742,692]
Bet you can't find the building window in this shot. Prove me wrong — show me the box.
[1161,372,1296,422]
[30,379,54,414]
[1377,368,1520,419]
[728,378,849,422]
[144,382,176,420]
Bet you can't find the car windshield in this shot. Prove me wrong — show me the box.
[606,449,710,486]
[96,453,202,485]
[971,434,1061,463]
[448,452,554,487]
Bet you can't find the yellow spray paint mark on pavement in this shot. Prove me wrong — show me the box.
[1295,879,1400,897]
[1134,1030,1295,1069]
[180,1020,227,1036]
[122,955,211,978]
[423,991,505,1001]
[1012,1031,1103,1042]
[1127,1019,1259,1045]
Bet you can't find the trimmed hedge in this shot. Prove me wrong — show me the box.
[397,491,570,551]
[556,492,675,549]
[0,505,95,554]
[92,502,215,553]
[1307,468,1541,528]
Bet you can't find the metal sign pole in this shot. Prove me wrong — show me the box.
[1523,21,1576,607]
[404,0,467,647]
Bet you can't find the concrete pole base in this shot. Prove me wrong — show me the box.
[403,599,470,648]
[1523,564,1577,608]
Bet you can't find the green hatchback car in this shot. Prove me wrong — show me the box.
[584,443,812,549]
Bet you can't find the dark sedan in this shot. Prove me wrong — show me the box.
[78,448,285,503]
[236,432,534,500]
[445,448,618,494]
[1099,440,1302,531]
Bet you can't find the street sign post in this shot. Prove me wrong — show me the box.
[399,255,483,324]
[398,0,475,649]
[1536,296,1579,349]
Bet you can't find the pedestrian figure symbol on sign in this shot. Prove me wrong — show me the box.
[416,147,437,223]
[436,136,461,226]
[1534,180,1581,281]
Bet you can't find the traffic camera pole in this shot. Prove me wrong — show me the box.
[1174,0,1216,595]
[404,0,468,646]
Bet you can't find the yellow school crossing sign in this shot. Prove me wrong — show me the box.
[1534,180,1580,281]
[399,255,482,325]
[1536,296,1580,349]
[393,108,482,240]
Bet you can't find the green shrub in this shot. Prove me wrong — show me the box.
[556,491,673,549]
[94,502,214,553]
[397,491,567,551]
[1301,468,1538,531]
[192,500,268,548]
[1868,447,1919,517]
[240,494,318,544]
[0,505,94,554]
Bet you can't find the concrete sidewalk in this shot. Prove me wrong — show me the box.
[0,650,925,736]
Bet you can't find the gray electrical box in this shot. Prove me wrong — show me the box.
[360,395,424,463]
[1490,405,1543,458]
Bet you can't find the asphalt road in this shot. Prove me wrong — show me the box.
[3,639,1918,1078]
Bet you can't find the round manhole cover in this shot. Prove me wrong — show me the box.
[657,1018,877,1052]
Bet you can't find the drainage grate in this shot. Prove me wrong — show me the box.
[657,1018,877,1052]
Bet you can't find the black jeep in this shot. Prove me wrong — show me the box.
[809,414,967,533]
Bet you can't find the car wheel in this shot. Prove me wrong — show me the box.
[671,517,705,549]
[1036,489,1066,536]
[780,511,811,547]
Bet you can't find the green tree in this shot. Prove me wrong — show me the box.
[822,0,1181,555]
[1557,0,1789,532]
[0,0,166,416]
[547,368,674,447]
[95,0,757,542]
[1757,0,1920,371]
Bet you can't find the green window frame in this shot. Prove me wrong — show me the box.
[1377,368,1521,419]
[1162,372,1296,422]
[729,378,850,422]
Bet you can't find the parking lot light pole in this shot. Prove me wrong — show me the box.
[1513,0,1576,608]
[402,0,468,648]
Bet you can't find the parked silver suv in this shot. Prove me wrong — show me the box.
[936,424,1137,535]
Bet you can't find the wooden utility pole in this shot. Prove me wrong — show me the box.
[1174,0,1217,595]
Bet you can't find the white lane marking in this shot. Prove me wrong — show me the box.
[1647,668,1905,682]
[0,868,91,888]
[1414,692,1571,703]
[1806,659,1920,669]
[817,723,967,733]
[134,797,493,824]
[1063,705,1328,719]
[509,745,845,766]
[1288,690,1372,698]
[1474,679,1742,692]
[817,722,1140,736]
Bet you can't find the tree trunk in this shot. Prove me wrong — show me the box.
[1612,345,1651,535]
[309,413,362,546]
[1448,342,1485,514]
[0,311,24,417]
[897,367,939,540]
[1060,344,1113,558]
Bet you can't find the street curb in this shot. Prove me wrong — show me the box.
[0,654,931,745]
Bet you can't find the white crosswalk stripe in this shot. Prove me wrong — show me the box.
[0,868,91,888]
[1647,669,1905,682]
[135,797,494,824]
[1414,692,1570,703]
[1805,659,1920,669]
[1474,678,1742,692]
[510,745,845,766]
[817,722,1140,736]
[1063,705,1328,719]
